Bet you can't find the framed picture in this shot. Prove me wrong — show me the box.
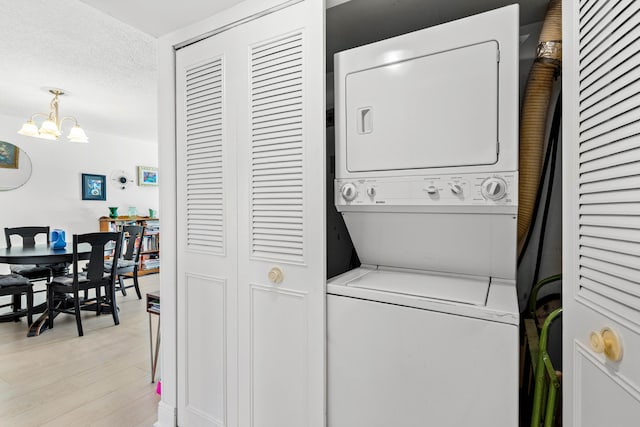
[138,166,158,186]
[0,141,19,169]
[82,173,107,200]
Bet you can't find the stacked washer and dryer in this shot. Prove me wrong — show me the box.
[327,5,520,427]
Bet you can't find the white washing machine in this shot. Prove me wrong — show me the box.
[328,5,520,427]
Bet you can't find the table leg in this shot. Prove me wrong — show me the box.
[27,296,71,337]
[148,313,153,381]
[149,314,161,383]
[27,309,49,337]
[152,318,161,383]
[49,263,70,277]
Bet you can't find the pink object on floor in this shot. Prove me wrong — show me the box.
[156,380,161,395]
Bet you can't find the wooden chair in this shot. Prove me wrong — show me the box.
[4,226,52,283]
[0,273,33,325]
[111,225,145,299]
[47,232,123,337]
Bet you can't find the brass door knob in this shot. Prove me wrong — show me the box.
[590,327,623,362]
[268,267,283,284]
[589,331,605,353]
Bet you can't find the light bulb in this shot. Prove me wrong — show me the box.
[17,120,39,136]
[39,119,61,137]
[68,125,89,143]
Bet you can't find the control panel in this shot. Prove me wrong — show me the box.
[335,172,517,207]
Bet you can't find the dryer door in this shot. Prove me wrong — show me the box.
[345,41,499,172]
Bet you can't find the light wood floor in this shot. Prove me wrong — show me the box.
[0,275,160,427]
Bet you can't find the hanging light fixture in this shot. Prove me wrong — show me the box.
[18,89,89,143]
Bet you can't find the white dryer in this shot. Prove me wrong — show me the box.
[328,5,520,427]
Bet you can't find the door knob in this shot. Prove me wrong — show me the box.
[268,267,283,284]
[589,327,623,362]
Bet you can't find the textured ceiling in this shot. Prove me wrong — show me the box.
[79,0,245,37]
[0,0,158,142]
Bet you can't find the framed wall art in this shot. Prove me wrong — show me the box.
[138,166,158,186]
[0,141,19,169]
[82,173,107,200]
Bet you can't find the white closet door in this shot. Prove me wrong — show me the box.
[235,2,325,426]
[175,1,324,426]
[176,28,239,427]
[564,0,640,425]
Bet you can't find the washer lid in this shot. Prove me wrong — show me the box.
[344,268,490,306]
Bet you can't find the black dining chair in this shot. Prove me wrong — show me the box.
[47,232,123,337]
[112,225,145,299]
[4,227,52,283]
[0,273,33,325]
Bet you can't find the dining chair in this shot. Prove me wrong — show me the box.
[47,232,123,337]
[4,226,52,283]
[82,225,145,300]
[111,225,145,299]
[0,273,33,325]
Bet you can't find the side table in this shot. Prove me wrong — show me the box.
[146,292,160,383]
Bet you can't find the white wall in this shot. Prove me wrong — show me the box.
[0,111,159,249]
[0,145,31,191]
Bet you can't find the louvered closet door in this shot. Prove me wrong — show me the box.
[234,2,325,426]
[175,1,324,426]
[176,27,240,427]
[564,0,640,425]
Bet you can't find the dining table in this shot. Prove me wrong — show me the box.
[0,243,93,336]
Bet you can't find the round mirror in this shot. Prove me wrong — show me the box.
[0,141,33,191]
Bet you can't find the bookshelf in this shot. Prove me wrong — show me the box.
[99,216,160,275]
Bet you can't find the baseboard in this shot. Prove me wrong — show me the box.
[154,400,177,427]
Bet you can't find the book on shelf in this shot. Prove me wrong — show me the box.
[99,216,160,275]
[144,220,160,232]
[105,220,138,232]
[142,258,161,270]
[146,293,160,314]
[142,234,160,252]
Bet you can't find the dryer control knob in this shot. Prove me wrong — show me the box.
[481,177,507,200]
[449,183,463,195]
[340,183,358,201]
[424,185,438,195]
[366,186,376,197]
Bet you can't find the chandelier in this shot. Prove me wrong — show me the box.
[18,89,89,143]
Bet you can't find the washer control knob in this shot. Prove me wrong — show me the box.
[366,186,376,197]
[449,183,463,195]
[340,183,358,201]
[424,185,438,195]
[482,177,507,200]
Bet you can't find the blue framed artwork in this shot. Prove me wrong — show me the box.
[138,166,158,186]
[0,140,19,169]
[82,173,106,200]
